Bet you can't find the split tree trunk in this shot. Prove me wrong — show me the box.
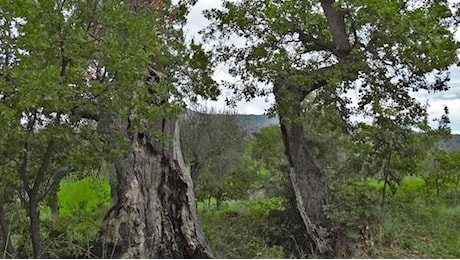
[279,121,334,255]
[274,83,353,257]
[101,115,213,258]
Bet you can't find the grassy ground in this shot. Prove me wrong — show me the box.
[197,178,460,258]
[371,178,460,258]
[34,175,459,258]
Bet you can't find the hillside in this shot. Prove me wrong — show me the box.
[442,134,460,151]
[235,115,460,151]
[183,109,278,134]
[185,110,460,151]
[235,114,278,133]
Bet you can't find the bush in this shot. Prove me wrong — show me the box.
[198,198,286,258]
[325,179,382,239]
[42,175,111,258]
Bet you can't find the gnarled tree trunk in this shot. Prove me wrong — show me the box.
[101,115,213,258]
[274,83,353,257]
[280,121,334,255]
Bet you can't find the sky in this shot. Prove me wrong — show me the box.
[182,0,460,134]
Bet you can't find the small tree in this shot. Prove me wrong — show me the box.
[246,125,289,198]
[181,109,250,207]
[425,149,460,197]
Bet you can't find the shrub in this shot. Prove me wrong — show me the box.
[373,182,460,258]
[325,179,381,238]
[198,198,286,258]
[42,175,111,258]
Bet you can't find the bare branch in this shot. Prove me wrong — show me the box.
[147,64,167,81]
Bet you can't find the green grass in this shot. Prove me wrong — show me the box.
[35,174,460,259]
[197,197,218,209]
[373,186,460,258]
[366,176,425,191]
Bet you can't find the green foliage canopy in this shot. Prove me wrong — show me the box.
[204,0,459,126]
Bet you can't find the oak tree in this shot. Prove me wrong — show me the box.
[0,0,216,258]
[204,0,459,256]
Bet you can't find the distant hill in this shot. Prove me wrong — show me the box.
[234,116,460,151]
[183,109,278,134]
[184,110,460,150]
[442,134,460,151]
[235,114,278,133]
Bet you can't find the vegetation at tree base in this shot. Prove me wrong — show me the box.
[1,0,460,258]
[4,119,459,258]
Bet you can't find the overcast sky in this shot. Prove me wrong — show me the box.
[183,0,460,134]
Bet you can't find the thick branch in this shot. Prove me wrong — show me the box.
[320,0,351,58]
[297,29,335,53]
[19,143,32,196]
[31,140,54,197]
[147,64,167,82]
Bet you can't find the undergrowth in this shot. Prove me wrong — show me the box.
[198,198,287,258]
[372,179,460,258]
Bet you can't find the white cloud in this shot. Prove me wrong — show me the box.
[441,93,458,100]
[235,95,275,114]
[422,97,460,134]
[184,0,223,43]
[411,65,460,134]
[212,68,235,84]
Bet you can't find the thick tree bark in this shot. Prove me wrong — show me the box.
[0,204,15,258]
[274,81,354,257]
[269,1,358,256]
[101,115,213,258]
[279,121,334,255]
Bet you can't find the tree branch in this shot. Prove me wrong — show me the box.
[18,114,37,197]
[0,204,15,257]
[31,140,55,197]
[70,106,101,121]
[296,29,336,54]
[320,0,351,58]
[39,167,74,202]
[18,142,31,197]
